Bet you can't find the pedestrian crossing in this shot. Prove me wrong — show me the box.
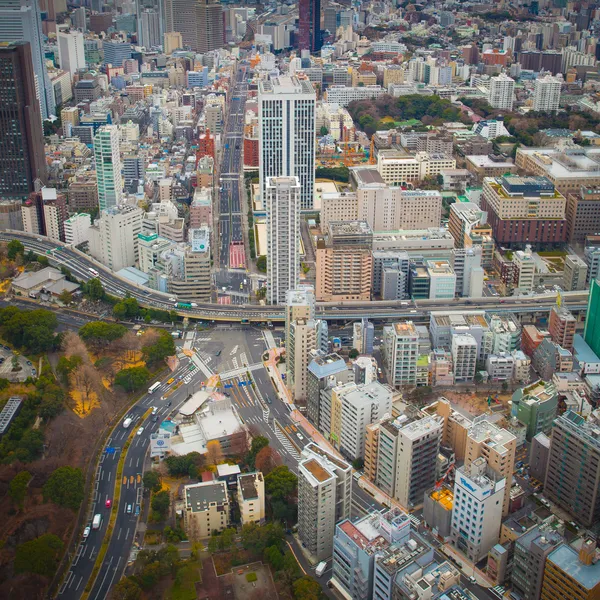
[490,585,505,598]
[408,514,422,527]
[273,425,300,459]
[191,352,214,379]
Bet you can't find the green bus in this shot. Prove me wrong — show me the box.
[176,302,192,310]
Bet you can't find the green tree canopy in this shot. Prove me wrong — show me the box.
[112,577,142,600]
[0,307,58,353]
[241,522,285,554]
[164,452,204,477]
[293,576,323,600]
[143,470,162,493]
[43,466,84,510]
[7,239,24,260]
[114,366,150,392]
[84,277,105,301]
[256,255,267,272]
[142,330,176,365]
[151,490,170,520]
[9,470,31,508]
[265,465,298,501]
[14,534,64,577]
[79,321,127,347]
[247,435,269,468]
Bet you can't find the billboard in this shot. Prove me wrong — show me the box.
[150,432,171,457]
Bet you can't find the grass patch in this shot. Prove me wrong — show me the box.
[168,561,202,600]
[246,572,257,583]
[538,250,567,257]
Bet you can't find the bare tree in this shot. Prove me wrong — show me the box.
[206,440,223,466]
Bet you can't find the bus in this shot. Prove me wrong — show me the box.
[148,382,161,394]
[175,302,192,310]
[88,267,99,277]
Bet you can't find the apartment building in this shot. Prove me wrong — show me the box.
[298,443,352,562]
[430,311,491,360]
[544,411,600,527]
[563,254,588,291]
[64,213,91,247]
[487,73,515,110]
[465,418,516,516]
[68,174,98,213]
[533,74,562,113]
[549,305,577,350]
[94,126,123,212]
[376,151,456,186]
[565,187,600,245]
[184,481,230,539]
[320,192,358,231]
[377,412,443,508]
[511,380,558,442]
[325,84,384,107]
[236,472,265,526]
[382,322,419,387]
[451,458,505,562]
[451,333,478,383]
[316,221,373,302]
[481,175,567,246]
[288,318,318,403]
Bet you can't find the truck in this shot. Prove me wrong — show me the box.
[315,561,327,577]
[123,417,133,429]
[92,514,102,530]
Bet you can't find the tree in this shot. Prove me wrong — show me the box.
[255,446,283,475]
[352,458,364,471]
[0,307,58,353]
[7,239,24,260]
[283,550,301,581]
[256,255,267,272]
[293,576,323,600]
[79,321,127,348]
[220,527,236,550]
[265,465,298,501]
[57,354,82,384]
[9,470,31,509]
[85,277,105,301]
[474,371,483,386]
[14,534,64,577]
[43,466,84,510]
[114,366,150,392]
[348,348,359,359]
[502,381,509,392]
[206,440,223,466]
[247,435,269,468]
[112,577,142,600]
[113,302,128,321]
[264,545,284,570]
[142,330,176,365]
[319,126,329,136]
[143,470,162,493]
[151,490,170,520]
[164,452,204,477]
[58,289,73,306]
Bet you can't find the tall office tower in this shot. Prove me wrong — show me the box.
[584,279,600,358]
[376,413,443,508]
[0,0,55,119]
[139,10,161,48]
[258,76,316,210]
[196,0,223,53]
[266,176,300,305]
[0,42,46,198]
[298,0,321,52]
[488,73,515,110]
[533,74,561,113]
[465,417,516,516]
[323,5,337,35]
[451,458,505,562]
[164,31,182,54]
[103,40,132,66]
[164,0,196,49]
[72,6,86,31]
[57,30,85,77]
[94,126,123,212]
[298,443,351,562]
[544,411,600,527]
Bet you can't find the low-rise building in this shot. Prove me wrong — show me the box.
[237,472,265,526]
[184,480,230,539]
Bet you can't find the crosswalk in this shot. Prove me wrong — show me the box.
[220,362,264,380]
[490,585,505,598]
[273,424,300,459]
[408,513,422,527]
[191,352,214,379]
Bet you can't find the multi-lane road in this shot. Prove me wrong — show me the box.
[0,232,590,323]
[218,66,248,269]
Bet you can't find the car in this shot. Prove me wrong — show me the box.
[83,526,91,539]
[3,346,9,351]
[168,297,177,302]
[105,498,112,508]
[469,576,477,585]
[215,350,221,356]
[135,505,141,516]
[0,358,4,364]
[26,360,31,366]
[516,461,524,468]
[127,504,132,514]
[167,401,172,407]
[137,427,144,436]
[296,433,304,441]
[152,406,158,415]
[265,397,272,404]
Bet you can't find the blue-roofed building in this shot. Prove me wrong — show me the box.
[542,540,600,599]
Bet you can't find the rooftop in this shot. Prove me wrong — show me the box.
[393,321,417,336]
[302,458,333,483]
[185,480,228,513]
[238,472,262,500]
[547,543,600,590]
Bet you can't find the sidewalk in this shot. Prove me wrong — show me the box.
[439,543,494,588]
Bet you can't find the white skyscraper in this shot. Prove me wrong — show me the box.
[139,9,161,49]
[266,176,300,305]
[57,30,86,77]
[533,74,561,113]
[258,75,316,210]
[0,0,55,119]
[488,73,515,111]
[94,126,123,212]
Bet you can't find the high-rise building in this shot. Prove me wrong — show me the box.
[584,279,600,359]
[0,0,55,119]
[72,6,86,31]
[64,213,91,247]
[451,458,505,562]
[548,304,576,350]
[298,0,321,52]
[544,411,600,527]
[57,30,85,77]
[533,74,561,113]
[563,254,588,291]
[266,176,300,305]
[103,40,132,66]
[163,31,183,54]
[382,322,419,387]
[139,10,161,49]
[0,42,46,198]
[298,443,351,562]
[376,413,443,508]
[488,73,515,110]
[259,76,316,210]
[466,418,516,516]
[451,333,478,383]
[288,318,317,403]
[196,0,223,53]
[94,126,123,212]
[21,188,67,240]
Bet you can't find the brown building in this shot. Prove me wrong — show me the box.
[0,200,24,231]
[548,305,576,351]
[482,176,567,247]
[89,13,113,34]
[316,221,373,302]
[522,325,550,358]
[68,175,99,212]
[566,186,600,246]
[0,42,46,199]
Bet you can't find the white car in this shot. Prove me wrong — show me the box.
[168,297,177,302]
[83,525,91,539]
[152,407,158,415]
[137,427,144,436]
[296,433,304,441]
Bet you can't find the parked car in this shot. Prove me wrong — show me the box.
[83,526,90,539]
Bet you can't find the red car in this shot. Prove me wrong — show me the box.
[105,499,112,508]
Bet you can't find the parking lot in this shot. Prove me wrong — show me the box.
[0,346,36,382]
